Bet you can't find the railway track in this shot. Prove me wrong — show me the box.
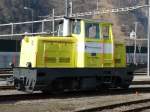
[133,72,147,75]
[0,89,149,112]
[75,98,150,112]
[0,68,13,82]
[0,84,150,92]
[0,68,13,90]
[0,68,12,74]
[1,82,150,92]
[0,87,150,100]
[0,92,51,103]
[0,85,14,90]
[0,87,149,112]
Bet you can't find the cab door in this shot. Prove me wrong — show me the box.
[84,22,101,67]
[101,24,114,67]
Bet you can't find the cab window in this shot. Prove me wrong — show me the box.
[102,25,109,39]
[85,23,99,39]
[72,20,81,34]
[58,23,63,36]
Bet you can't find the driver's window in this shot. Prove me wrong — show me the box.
[85,23,99,39]
[58,23,63,36]
[72,21,81,34]
[102,25,109,39]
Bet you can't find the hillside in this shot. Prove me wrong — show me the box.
[0,0,147,42]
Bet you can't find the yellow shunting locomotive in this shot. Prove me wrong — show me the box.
[12,17,133,93]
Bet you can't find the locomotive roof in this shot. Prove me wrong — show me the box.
[63,17,113,24]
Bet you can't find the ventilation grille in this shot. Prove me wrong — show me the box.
[59,57,70,63]
[45,57,70,63]
[45,57,56,63]
[103,63,112,66]
[115,59,121,63]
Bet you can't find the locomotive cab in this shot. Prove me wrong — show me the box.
[57,18,120,68]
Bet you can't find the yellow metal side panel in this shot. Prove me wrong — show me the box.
[19,36,38,67]
[36,36,76,68]
[84,40,101,67]
[100,23,114,67]
[84,53,101,67]
[102,42,114,67]
[75,20,85,68]
[76,40,85,67]
[114,43,126,67]
[84,41,114,68]
[103,54,114,67]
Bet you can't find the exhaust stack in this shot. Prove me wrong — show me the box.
[63,18,71,37]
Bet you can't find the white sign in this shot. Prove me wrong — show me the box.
[130,30,136,39]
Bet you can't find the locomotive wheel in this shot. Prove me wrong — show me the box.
[15,82,24,91]
[50,78,80,93]
[51,79,64,93]
[121,84,130,89]
[41,89,52,94]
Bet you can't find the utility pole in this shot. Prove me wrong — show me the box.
[147,0,150,76]
[133,22,138,65]
[24,7,34,34]
[65,0,69,17]
[52,9,55,36]
[70,1,73,16]
[65,0,73,17]
[96,0,99,10]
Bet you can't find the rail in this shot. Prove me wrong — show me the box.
[75,98,150,112]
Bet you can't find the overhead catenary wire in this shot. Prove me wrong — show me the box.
[37,5,149,19]
[71,5,149,17]
[45,5,149,18]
